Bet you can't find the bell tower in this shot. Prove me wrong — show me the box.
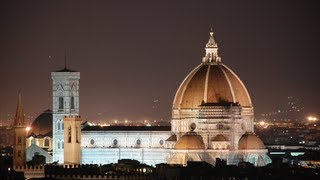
[51,66,80,163]
[63,115,82,165]
[13,91,26,166]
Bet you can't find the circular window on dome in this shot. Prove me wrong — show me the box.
[136,139,141,145]
[159,139,164,146]
[113,139,118,146]
[90,139,95,145]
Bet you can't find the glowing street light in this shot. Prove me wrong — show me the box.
[25,126,31,131]
[26,126,31,136]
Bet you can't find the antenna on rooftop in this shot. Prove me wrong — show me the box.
[64,49,67,69]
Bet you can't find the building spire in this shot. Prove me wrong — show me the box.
[206,28,217,48]
[14,89,24,127]
[203,28,221,63]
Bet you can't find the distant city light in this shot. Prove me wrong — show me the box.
[100,123,110,127]
[307,116,318,122]
[258,121,269,128]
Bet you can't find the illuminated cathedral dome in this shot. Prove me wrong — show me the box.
[173,31,252,109]
[175,125,205,150]
[238,133,265,150]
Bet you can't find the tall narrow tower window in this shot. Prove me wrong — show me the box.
[71,96,75,110]
[68,126,72,143]
[76,126,79,143]
[57,141,60,149]
[59,97,64,110]
[57,121,60,130]
[18,136,22,144]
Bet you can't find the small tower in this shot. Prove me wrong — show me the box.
[202,29,221,63]
[63,115,82,165]
[51,63,80,163]
[13,91,26,166]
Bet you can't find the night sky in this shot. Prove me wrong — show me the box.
[1,1,319,124]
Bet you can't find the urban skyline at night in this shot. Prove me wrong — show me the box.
[1,2,320,179]
[1,1,319,125]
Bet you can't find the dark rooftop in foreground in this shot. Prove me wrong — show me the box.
[82,125,171,132]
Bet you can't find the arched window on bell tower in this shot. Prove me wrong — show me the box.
[76,126,79,143]
[68,126,71,143]
[57,121,60,130]
[71,96,75,110]
[59,97,64,110]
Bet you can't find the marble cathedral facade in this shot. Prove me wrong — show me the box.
[51,31,271,167]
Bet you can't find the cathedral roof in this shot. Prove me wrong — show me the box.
[238,133,265,150]
[30,109,52,136]
[175,131,205,150]
[82,125,171,132]
[172,31,252,109]
[166,134,177,141]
